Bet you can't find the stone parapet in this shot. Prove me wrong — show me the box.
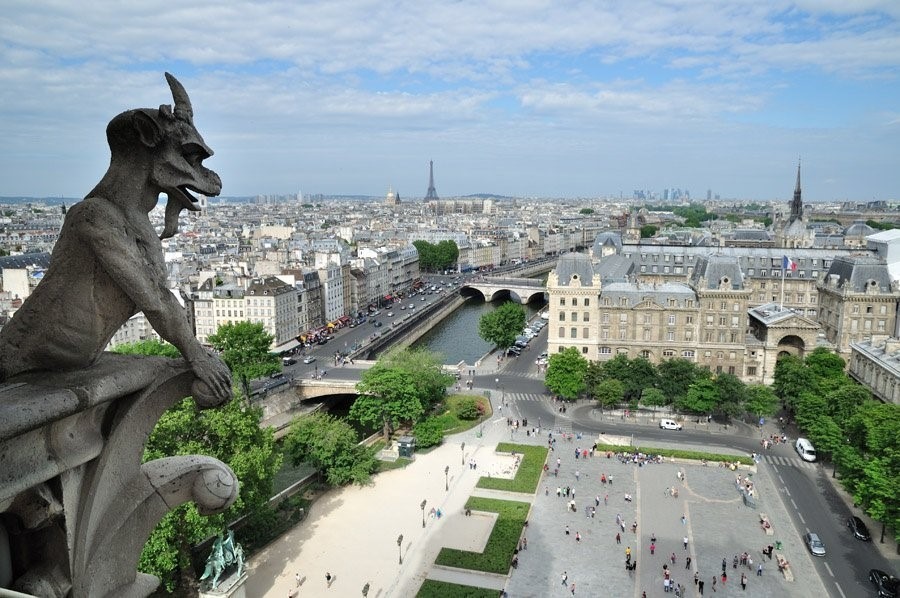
[0,353,238,597]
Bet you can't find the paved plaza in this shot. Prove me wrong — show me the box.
[245,404,832,598]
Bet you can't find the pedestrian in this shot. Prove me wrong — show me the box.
[616,532,621,544]
[721,558,727,572]
[665,487,670,498]
[565,525,570,535]
[757,562,763,576]
[722,571,727,585]
[671,552,677,565]
[557,486,562,497]
[604,494,608,505]
[608,474,613,485]
[650,541,656,555]
[681,514,686,525]
[686,556,692,569]
[698,579,705,595]
[595,495,600,507]
[570,582,576,595]
[562,571,568,586]
[325,572,332,588]
[740,573,747,590]
[625,546,632,562]
[575,531,581,542]
[575,470,580,481]
[712,576,717,592]
[747,556,753,570]
[295,572,301,587]
[683,536,688,549]
[694,572,699,585]
[523,536,527,550]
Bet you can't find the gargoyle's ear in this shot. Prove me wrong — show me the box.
[132,110,161,148]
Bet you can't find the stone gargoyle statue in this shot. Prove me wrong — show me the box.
[0,74,239,598]
[0,72,230,404]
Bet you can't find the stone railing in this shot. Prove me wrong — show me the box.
[0,353,238,597]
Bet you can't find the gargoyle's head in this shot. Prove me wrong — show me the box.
[105,73,221,238]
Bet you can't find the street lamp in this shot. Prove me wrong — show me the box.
[444,465,449,490]
[461,442,465,466]
[397,534,404,564]
[420,499,427,528]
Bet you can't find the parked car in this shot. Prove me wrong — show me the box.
[804,532,826,557]
[373,321,383,327]
[282,357,297,366]
[303,356,316,364]
[387,312,394,317]
[507,346,522,356]
[847,516,871,541]
[869,569,899,598]
[270,372,284,379]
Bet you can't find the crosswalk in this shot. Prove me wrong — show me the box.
[760,454,819,470]
[504,392,551,402]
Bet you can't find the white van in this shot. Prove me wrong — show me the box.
[659,419,683,431]
[795,437,817,462]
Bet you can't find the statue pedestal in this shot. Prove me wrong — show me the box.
[199,571,248,598]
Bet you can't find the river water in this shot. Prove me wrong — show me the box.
[411,297,543,365]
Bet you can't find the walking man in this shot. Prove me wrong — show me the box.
[740,572,747,590]
[683,536,689,549]
[757,563,763,576]
[562,571,568,586]
[686,556,692,569]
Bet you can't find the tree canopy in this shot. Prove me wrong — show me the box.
[545,347,588,400]
[207,321,281,399]
[413,239,459,272]
[352,364,424,440]
[379,347,453,409]
[478,301,527,350]
[284,412,377,486]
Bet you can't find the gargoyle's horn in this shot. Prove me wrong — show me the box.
[165,72,194,123]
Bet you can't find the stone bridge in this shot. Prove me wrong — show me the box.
[460,277,548,304]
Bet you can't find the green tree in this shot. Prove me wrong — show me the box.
[114,339,181,357]
[744,384,779,418]
[804,348,846,392]
[412,417,445,448]
[640,387,668,408]
[207,321,281,400]
[600,356,656,403]
[454,397,481,420]
[413,239,459,271]
[676,378,719,414]
[284,412,377,486]
[478,301,527,350]
[584,361,604,402]
[380,348,453,409]
[579,207,595,214]
[824,384,870,423]
[351,365,424,440]
[713,373,746,418]
[639,224,658,238]
[545,347,588,400]
[772,354,811,409]
[594,378,624,411]
[137,397,280,592]
[657,358,705,405]
[805,414,845,476]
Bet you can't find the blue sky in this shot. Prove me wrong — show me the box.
[1,1,898,201]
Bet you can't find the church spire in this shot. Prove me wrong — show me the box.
[789,158,803,223]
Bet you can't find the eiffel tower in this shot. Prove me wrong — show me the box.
[425,160,439,201]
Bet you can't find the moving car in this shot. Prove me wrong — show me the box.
[282,357,296,366]
[303,356,316,364]
[869,569,898,598]
[373,321,383,327]
[507,346,522,356]
[847,516,871,541]
[804,532,826,557]
[387,312,394,317]
[659,419,683,431]
[795,437,817,462]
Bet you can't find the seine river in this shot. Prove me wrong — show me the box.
[411,296,543,365]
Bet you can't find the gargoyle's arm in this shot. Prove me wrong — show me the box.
[73,200,231,400]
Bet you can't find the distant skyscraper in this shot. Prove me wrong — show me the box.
[707,189,712,201]
[425,160,439,201]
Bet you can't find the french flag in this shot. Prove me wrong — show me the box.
[783,255,798,271]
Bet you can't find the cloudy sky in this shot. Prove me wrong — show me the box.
[2,1,898,201]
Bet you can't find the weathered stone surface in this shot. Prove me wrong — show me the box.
[0,74,240,597]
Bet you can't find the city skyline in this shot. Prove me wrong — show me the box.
[1,1,898,201]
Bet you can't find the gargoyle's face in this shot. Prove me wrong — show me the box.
[152,119,222,211]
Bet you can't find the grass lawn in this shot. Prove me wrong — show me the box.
[475,443,548,494]
[429,394,492,435]
[434,496,529,574]
[416,580,499,597]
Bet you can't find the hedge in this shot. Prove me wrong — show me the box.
[434,496,529,573]
[475,443,548,493]
[416,580,499,598]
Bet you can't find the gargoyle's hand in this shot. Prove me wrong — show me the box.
[190,351,233,407]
